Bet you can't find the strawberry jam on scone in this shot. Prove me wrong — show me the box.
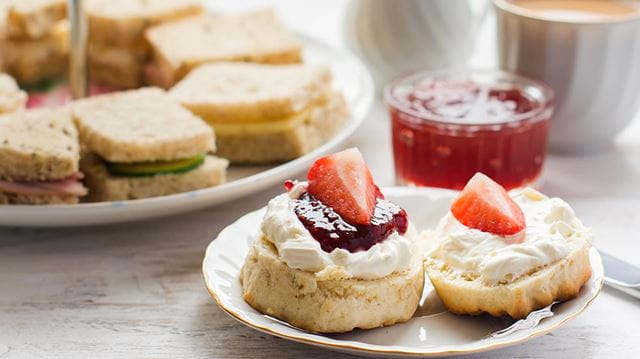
[240,148,425,333]
[425,173,592,319]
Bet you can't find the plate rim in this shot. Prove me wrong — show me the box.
[0,33,375,227]
[202,186,605,357]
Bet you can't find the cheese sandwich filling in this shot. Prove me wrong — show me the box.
[430,188,589,286]
[205,93,331,136]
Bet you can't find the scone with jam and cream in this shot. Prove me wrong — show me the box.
[425,173,592,319]
[240,148,424,333]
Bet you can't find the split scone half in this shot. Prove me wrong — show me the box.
[241,149,425,333]
[425,174,592,319]
[170,62,349,164]
[71,87,228,201]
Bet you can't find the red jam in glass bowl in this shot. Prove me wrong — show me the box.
[385,70,554,190]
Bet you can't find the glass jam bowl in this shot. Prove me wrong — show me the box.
[385,69,554,191]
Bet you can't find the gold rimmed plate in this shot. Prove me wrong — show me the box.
[202,186,604,357]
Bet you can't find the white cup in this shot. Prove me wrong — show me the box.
[495,0,640,153]
[344,0,489,90]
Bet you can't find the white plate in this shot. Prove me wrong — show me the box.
[0,34,374,227]
[203,187,604,358]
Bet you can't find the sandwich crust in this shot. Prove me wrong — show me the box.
[71,87,215,163]
[145,10,302,87]
[81,153,228,201]
[6,0,67,39]
[213,91,349,164]
[425,236,592,319]
[0,109,80,181]
[0,19,68,85]
[0,192,78,205]
[0,73,27,114]
[87,44,148,89]
[241,236,425,333]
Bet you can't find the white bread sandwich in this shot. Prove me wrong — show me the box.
[5,0,67,39]
[0,108,87,204]
[85,0,205,89]
[86,0,204,47]
[424,173,592,319]
[0,19,68,86]
[87,44,147,89]
[0,1,11,40]
[169,62,348,164]
[145,10,302,88]
[71,87,228,201]
[0,73,27,114]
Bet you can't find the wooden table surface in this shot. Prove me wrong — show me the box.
[2,1,640,358]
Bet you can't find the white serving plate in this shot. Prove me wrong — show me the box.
[0,34,374,227]
[203,187,604,358]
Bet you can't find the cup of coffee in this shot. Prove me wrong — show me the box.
[494,0,640,153]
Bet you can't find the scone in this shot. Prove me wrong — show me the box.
[241,148,425,333]
[169,63,349,164]
[425,173,592,319]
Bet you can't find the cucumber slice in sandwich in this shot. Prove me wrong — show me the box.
[106,154,206,177]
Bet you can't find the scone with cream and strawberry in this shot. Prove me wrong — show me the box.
[240,148,424,333]
[425,173,592,319]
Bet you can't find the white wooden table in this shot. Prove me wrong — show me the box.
[1,1,639,358]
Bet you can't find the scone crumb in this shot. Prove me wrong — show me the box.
[315,265,352,281]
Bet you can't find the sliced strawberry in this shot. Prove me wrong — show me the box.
[451,173,526,236]
[307,148,380,225]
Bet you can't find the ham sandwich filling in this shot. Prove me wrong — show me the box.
[0,172,87,197]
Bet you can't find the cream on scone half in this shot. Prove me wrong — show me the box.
[425,175,592,319]
[241,149,425,333]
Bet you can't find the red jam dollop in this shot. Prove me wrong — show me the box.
[388,75,551,190]
[293,192,408,253]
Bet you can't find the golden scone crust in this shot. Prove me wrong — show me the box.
[240,237,424,333]
[425,239,592,319]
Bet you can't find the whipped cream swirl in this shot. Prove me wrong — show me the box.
[259,182,418,280]
[431,187,589,285]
